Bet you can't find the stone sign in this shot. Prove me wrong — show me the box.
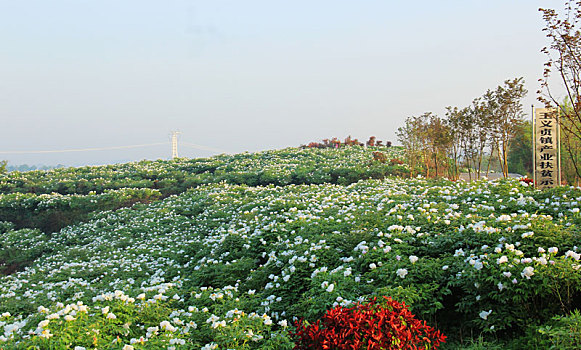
[534,108,560,189]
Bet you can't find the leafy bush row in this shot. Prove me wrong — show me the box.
[0,177,580,347]
[0,188,162,232]
[0,147,405,197]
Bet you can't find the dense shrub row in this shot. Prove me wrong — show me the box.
[0,147,405,196]
[0,147,406,234]
[0,188,162,232]
[0,175,579,347]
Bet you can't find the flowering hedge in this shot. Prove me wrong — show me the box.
[0,147,580,347]
[0,188,162,232]
[0,146,405,196]
[0,147,405,232]
[0,285,294,349]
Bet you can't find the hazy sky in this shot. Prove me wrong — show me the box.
[0,0,564,166]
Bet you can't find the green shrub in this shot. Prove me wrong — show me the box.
[537,309,581,349]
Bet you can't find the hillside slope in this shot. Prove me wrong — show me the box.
[0,169,580,348]
[0,146,405,233]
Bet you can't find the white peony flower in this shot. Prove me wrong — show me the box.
[396,268,408,278]
[479,310,492,320]
[497,256,508,264]
[521,266,535,279]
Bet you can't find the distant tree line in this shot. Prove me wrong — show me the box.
[397,78,528,180]
[301,136,392,149]
[0,162,66,173]
[398,0,581,185]
[395,0,581,185]
[4,164,66,172]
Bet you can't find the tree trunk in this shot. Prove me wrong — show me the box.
[486,144,494,177]
[497,143,505,178]
[501,140,509,178]
[434,148,438,178]
[409,150,415,178]
[477,148,483,179]
[423,151,429,178]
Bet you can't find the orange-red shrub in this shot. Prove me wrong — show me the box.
[292,296,446,350]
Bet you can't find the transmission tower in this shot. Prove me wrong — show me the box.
[171,131,181,159]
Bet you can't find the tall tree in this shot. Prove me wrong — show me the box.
[539,1,581,180]
[489,78,528,177]
[397,116,423,177]
[457,106,479,180]
[398,113,453,178]
[426,114,452,178]
[445,106,463,180]
[416,113,433,177]
[471,96,495,178]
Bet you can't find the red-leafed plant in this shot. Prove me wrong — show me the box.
[519,177,534,185]
[291,296,446,350]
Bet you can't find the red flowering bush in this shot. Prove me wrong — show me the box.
[519,177,534,185]
[292,296,446,350]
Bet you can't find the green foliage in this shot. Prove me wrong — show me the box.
[442,337,506,350]
[0,228,48,274]
[537,309,581,349]
[0,188,162,232]
[0,286,294,349]
[507,121,533,176]
[0,147,404,197]
[1,146,581,347]
[0,147,405,233]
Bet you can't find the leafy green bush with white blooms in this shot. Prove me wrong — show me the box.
[0,146,580,348]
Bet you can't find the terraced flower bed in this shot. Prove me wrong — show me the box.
[0,174,579,348]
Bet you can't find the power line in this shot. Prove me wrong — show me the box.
[0,139,230,156]
[181,142,229,154]
[0,142,169,155]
